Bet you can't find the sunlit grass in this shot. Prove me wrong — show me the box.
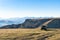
[0,28,60,40]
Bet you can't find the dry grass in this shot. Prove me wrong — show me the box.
[0,28,60,40]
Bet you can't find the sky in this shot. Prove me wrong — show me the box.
[0,0,60,18]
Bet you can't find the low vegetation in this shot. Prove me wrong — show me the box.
[0,28,60,40]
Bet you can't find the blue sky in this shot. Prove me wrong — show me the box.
[0,0,60,18]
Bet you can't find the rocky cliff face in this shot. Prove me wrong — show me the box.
[21,19,50,28]
[0,19,50,28]
[47,18,60,28]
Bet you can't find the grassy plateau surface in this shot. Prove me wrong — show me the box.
[0,28,60,40]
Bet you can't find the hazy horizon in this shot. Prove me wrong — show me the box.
[0,0,60,18]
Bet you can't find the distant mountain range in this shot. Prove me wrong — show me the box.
[0,17,27,27]
[0,18,51,28]
[0,17,54,27]
[0,17,40,27]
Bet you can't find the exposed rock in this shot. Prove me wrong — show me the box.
[47,18,60,28]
